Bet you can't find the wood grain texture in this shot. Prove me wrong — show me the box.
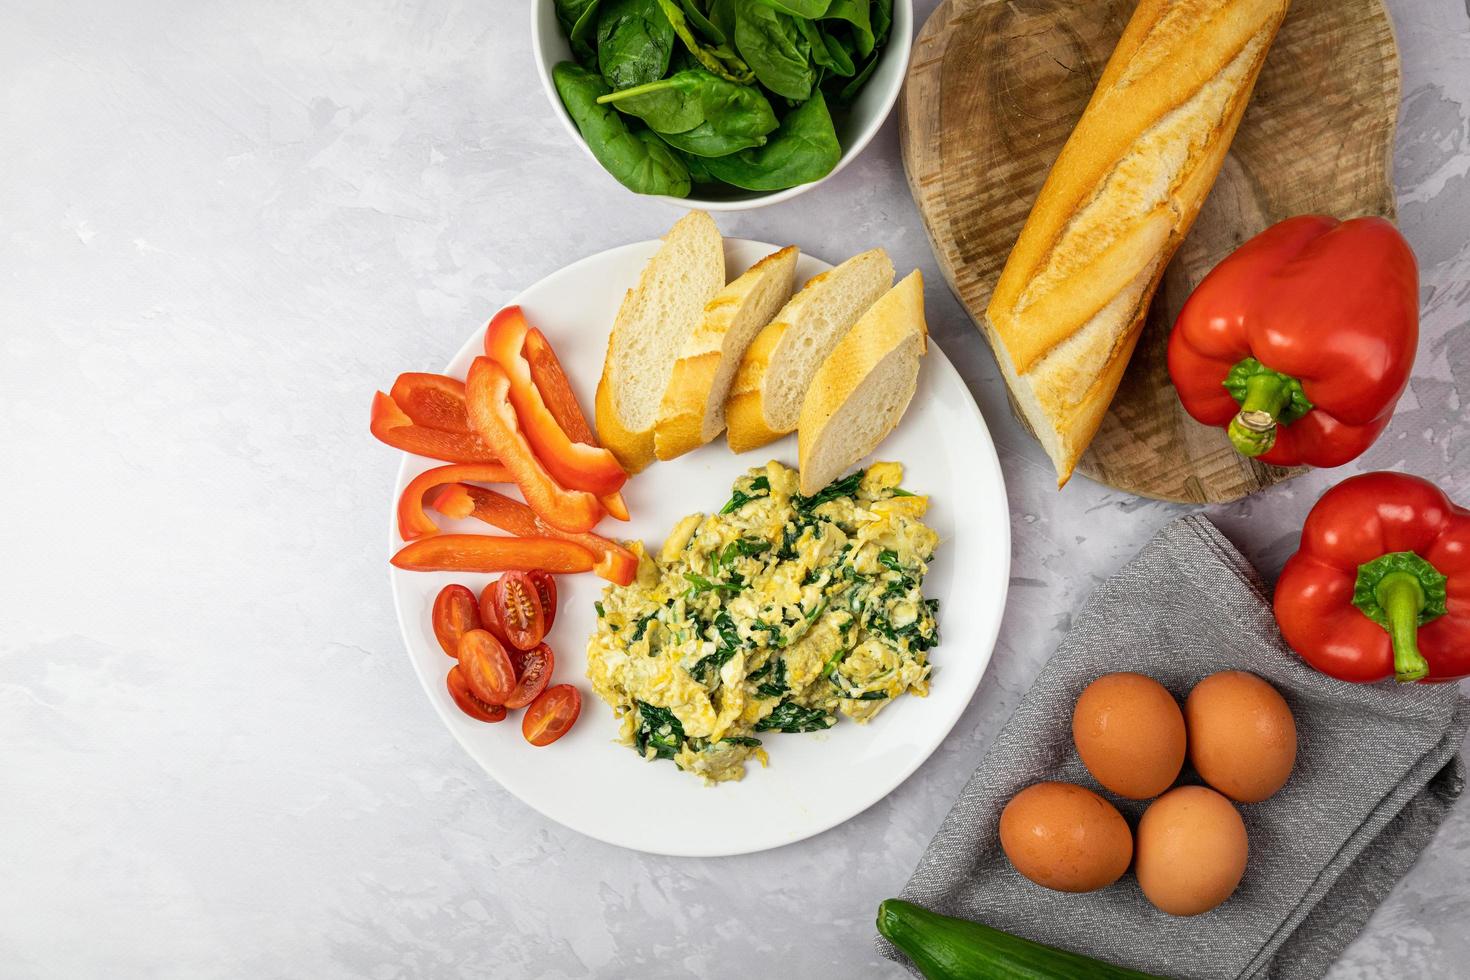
[901,0,1401,502]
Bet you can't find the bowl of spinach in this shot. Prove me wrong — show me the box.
[533,0,911,209]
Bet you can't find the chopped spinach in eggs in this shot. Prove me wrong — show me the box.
[586,461,940,784]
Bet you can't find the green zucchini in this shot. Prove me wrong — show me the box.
[876,900,1163,980]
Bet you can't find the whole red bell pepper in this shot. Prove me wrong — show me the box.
[1275,472,1470,683]
[1168,216,1418,466]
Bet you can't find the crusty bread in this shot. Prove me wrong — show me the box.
[653,246,799,461]
[725,248,895,453]
[798,270,928,495]
[984,0,1289,487]
[596,210,725,473]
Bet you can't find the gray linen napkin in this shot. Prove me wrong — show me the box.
[878,514,1469,980]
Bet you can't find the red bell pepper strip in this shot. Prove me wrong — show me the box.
[397,463,513,541]
[523,325,630,522]
[1168,216,1418,466]
[370,391,500,464]
[430,483,638,586]
[1274,472,1470,683]
[391,535,596,574]
[390,373,472,433]
[484,307,629,497]
[465,356,603,533]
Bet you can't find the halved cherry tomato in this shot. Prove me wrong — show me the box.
[428,482,637,586]
[446,665,506,722]
[493,571,546,651]
[390,373,471,432]
[457,629,516,706]
[465,357,603,533]
[477,580,511,647]
[523,326,630,522]
[371,391,499,464]
[528,570,558,632]
[484,307,627,496]
[392,534,596,574]
[431,584,481,657]
[504,643,554,709]
[523,684,581,746]
[397,462,514,541]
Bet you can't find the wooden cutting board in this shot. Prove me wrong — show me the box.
[900,0,1400,502]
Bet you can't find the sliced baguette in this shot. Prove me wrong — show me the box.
[984,0,1288,486]
[653,245,799,461]
[725,248,895,453]
[798,271,928,495]
[595,210,725,473]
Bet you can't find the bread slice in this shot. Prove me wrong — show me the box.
[653,246,799,461]
[984,0,1288,486]
[725,248,895,453]
[595,210,725,473]
[798,271,928,495]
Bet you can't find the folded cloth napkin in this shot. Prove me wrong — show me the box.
[878,514,1469,980]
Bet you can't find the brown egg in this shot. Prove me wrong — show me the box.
[999,782,1133,893]
[1185,671,1297,803]
[1072,672,1187,799]
[1136,786,1248,916]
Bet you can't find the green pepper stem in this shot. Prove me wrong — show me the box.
[1377,572,1431,682]
[1227,373,1292,456]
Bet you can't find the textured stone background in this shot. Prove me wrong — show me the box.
[2,1,1466,976]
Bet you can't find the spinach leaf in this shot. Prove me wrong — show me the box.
[557,0,604,66]
[602,69,778,151]
[656,0,756,83]
[845,690,890,700]
[594,601,606,618]
[553,63,692,196]
[836,46,880,103]
[720,735,763,747]
[755,0,832,16]
[684,571,742,595]
[630,611,658,641]
[810,23,856,77]
[872,0,892,47]
[720,474,770,513]
[822,0,872,57]
[792,465,864,513]
[680,0,727,43]
[598,0,676,89]
[708,0,737,39]
[661,120,761,157]
[679,149,719,183]
[702,90,840,190]
[755,700,834,733]
[878,549,903,573]
[597,70,712,133]
[633,700,686,759]
[733,0,815,101]
[753,656,788,698]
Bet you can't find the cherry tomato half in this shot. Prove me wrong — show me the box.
[504,643,555,710]
[431,584,482,658]
[477,580,511,647]
[446,665,506,723]
[528,570,558,632]
[457,629,516,705]
[522,684,581,746]
[494,571,546,651]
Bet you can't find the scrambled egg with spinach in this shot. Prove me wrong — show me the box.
[586,461,940,783]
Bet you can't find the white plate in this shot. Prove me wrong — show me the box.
[389,239,1010,856]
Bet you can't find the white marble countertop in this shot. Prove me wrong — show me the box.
[4,1,1467,976]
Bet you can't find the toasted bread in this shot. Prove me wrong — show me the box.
[798,271,928,495]
[725,248,895,453]
[595,210,725,473]
[653,246,799,461]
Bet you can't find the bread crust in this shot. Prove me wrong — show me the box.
[983,0,1289,486]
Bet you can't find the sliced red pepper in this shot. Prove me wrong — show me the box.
[484,307,628,497]
[371,391,499,464]
[465,356,602,533]
[391,534,596,574]
[390,373,471,433]
[430,482,638,586]
[523,325,630,522]
[397,462,513,541]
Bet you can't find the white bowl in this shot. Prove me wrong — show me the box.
[531,0,913,211]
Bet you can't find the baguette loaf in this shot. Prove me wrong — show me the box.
[798,270,928,496]
[653,246,799,461]
[725,248,895,453]
[985,0,1289,486]
[596,210,725,473]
